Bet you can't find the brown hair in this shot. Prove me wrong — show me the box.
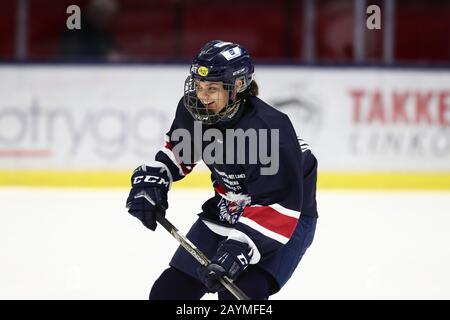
[248,80,259,96]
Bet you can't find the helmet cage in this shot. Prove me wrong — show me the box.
[183,75,245,125]
[183,40,254,124]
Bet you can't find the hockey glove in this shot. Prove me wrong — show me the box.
[126,164,171,231]
[197,239,251,292]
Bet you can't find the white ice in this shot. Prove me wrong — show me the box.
[0,187,449,300]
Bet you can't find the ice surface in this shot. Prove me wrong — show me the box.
[0,187,449,300]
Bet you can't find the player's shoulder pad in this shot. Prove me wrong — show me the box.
[246,96,292,130]
[174,96,193,119]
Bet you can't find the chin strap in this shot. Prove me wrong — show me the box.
[215,99,246,128]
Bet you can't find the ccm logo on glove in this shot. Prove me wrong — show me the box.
[133,175,170,187]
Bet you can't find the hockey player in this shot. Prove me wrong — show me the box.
[126,40,318,300]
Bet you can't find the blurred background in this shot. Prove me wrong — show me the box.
[0,0,449,64]
[0,0,449,300]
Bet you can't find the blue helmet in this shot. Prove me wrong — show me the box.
[183,40,255,124]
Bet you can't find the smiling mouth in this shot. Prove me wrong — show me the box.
[203,101,217,110]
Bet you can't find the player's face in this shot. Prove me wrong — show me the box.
[195,81,229,113]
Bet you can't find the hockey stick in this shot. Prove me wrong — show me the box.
[154,211,250,300]
[134,191,249,299]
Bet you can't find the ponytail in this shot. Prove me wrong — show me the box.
[248,80,259,96]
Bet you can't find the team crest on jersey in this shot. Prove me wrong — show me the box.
[217,192,251,225]
[197,66,209,77]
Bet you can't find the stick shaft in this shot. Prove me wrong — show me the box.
[155,212,250,300]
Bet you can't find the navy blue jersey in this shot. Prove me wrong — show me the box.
[155,96,318,264]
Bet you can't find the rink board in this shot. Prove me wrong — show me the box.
[1,66,449,189]
[0,170,449,189]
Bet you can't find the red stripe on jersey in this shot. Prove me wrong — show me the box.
[242,206,298,239]
[165,141,173,150]
[213,182,226,195]
[181,164,195,175]
[164,141,194,175]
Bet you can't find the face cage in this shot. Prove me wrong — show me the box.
[183,75,242,125]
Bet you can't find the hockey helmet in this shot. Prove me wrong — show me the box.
[183,40,254,124]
